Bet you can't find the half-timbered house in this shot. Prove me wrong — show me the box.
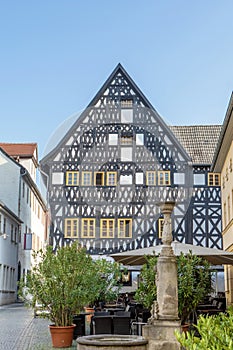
[40,64,222,254]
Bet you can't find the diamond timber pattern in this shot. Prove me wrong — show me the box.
[40,64,222,253]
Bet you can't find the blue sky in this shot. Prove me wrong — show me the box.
[1,0,233,159]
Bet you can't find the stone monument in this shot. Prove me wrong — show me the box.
[142,201,181,350]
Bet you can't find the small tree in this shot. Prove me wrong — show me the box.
[19,242,121,327]
[134,251,212,324]
[135,255,157,309]
[92,258,122,305]
[177,252,212,324]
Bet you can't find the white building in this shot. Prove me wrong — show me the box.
[0,201,22,304]
[0,144,48,305]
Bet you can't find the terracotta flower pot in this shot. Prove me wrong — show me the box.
[49,324,75,348]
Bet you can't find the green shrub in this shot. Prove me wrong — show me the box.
[134,252,212,324]
[175,308,233,350]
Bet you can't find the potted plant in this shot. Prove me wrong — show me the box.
[19,242,117,348]
[135,251,212,329]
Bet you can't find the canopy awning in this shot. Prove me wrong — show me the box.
[110,241,233,266]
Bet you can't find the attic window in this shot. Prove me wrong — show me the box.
[120,135,133,145]
[121,99,133,108]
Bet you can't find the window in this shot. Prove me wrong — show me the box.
[64,219,78,238]
[121,99,133,107]
[135,172,144,185]
[11,224,14,242]
[66,171,79,186]
[120,135,133,145]
[136,134,144,145]
[95,172,105,186]
[120,174,132,185]
[146,171,156,186]
[118,219,132,238]
[121,147,133,161]
[158,218,164,239]
[109,134,118,145]
[106,172,117,186]
[208,173,220,186]
[158,171,171,186]
[100,219,115,238]
[121,109,133,123]
[82,172,92,186]
[81,219,95,238]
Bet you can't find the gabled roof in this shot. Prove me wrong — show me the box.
[0,143,37,157]
[0,142,38,167]
[40,63,191,165]
[170,125,222,165]
[212,92,233,172]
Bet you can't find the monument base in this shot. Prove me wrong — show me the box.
[142,319,181,350]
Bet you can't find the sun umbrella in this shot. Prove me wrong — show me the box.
[110,241,233,266]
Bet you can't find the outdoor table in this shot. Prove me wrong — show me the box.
[131,321,147,336]
[105,307,125,315]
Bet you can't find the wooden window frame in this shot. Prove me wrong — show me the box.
[158,171,171,186]
[100,219,115,238]
[94,172,105,186]
[64,218,78,238]
[106,172,117,186]
[208,173,220,186]
[120,99,133,108]
[146,171,156,186]
[82,172,92,186]
[118,219,132,238]
[66,171,79,186]
[158,218,164,239]
[120,135,133,145]
[81,219,95,238]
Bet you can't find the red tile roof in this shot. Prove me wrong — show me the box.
[0,143,37,158]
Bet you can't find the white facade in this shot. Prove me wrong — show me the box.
[0,147,48,305]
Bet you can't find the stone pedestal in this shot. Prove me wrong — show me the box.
[143,320,180,350]
[143,201,181,350]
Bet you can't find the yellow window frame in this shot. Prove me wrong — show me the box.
[81,219,95,238]
[82,172,92,186]
[208,173,220,186]
[106,172,117,186]
[94,172,105,186]
[66,171,79,186]
[64,218,78,238]
[100,219,115,238]
[118,219,132,238]
[146,171,156,186]
[158,171,171,186]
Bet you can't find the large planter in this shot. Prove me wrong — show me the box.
[49,324,75,348]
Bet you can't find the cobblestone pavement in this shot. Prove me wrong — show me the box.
[0,303,76,350]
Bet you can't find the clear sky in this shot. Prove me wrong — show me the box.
[1,0,233,159]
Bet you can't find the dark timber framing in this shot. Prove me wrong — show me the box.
[40,64,222,253]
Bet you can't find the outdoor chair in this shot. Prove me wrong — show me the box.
[114,311,131,317]
[112,316,131,335]
[94,311,110,316]
[92,316,112,334]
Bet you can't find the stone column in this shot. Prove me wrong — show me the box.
[143,201,181,350]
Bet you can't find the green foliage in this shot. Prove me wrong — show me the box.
[177,252,212,324]
[92,258,122,303]
[134,251,212,324]
[175,307,233,350]
[19,242,121,327]
[134,255,157,309]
